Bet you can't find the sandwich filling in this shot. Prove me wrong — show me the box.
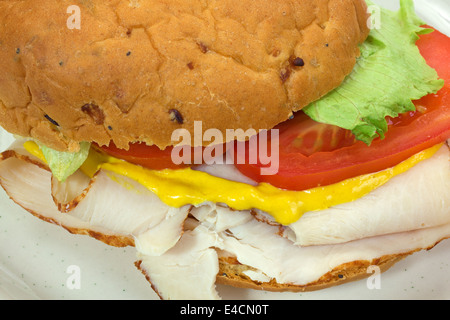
[22,139,443,226]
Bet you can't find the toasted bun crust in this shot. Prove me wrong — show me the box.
[215,237,450,293]
[136,244,444,297]
[0,0,369,151]
[215,255,408,292]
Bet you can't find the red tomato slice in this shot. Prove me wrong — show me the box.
[235,27,450,191]
[98,142,228,170]
[98,142,188,170]
[417,25,450,83]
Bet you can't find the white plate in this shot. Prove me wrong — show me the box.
[0,0,449,300]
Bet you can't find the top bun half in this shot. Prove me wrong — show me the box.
[0,0,370,151]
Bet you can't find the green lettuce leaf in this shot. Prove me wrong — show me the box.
[303,0,444,145]
[40,142,90,182]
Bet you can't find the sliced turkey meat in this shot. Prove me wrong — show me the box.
[137,204,450,299]
[221,218,450,287]
[136,222,223,300]
[0,146,190,254]
[290,144,450,246]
